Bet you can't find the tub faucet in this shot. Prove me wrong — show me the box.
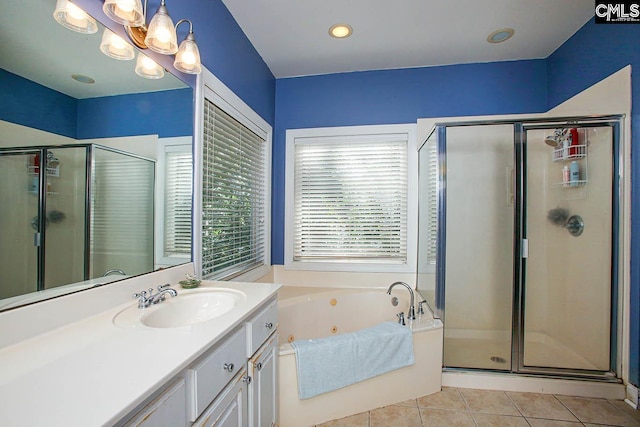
[387,281,416,320]
[103,269,126,277]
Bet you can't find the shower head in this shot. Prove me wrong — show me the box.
[544,128,568,147]
[46,152,59,167]
[544,135,560,147]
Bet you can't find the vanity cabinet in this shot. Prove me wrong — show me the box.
[192,370,249,427]
[124,379,188,427]
[248,332,278,427]
[119,296,278,427]
[188,327,248,421]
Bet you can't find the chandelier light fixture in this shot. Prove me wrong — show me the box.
[53,0,98,34]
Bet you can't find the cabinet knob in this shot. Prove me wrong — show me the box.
[223,363,234,372]
[242,376,252,384]
[265,322,274,329]
[256,362,263,371]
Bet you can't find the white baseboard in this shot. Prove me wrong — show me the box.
[625,383,639,409]
[442,371,625,400]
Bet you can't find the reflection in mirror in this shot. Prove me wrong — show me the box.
[0,0,194,311]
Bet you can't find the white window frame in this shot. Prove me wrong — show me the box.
[285,124,418,273]
[193,67,272,282]
[155,136,193,268]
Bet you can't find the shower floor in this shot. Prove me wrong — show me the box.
[444,332,599,371]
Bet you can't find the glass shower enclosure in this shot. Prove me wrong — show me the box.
[417,116,621,379]
[0,144,154,300]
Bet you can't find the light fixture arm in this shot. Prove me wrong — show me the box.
[175,18,194,35]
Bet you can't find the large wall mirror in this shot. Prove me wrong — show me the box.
[0,0,194,311]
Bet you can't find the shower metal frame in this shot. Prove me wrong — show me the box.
[0,144,155,293]
[420,114,624,381]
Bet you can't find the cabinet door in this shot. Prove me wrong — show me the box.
[249,332,278,427]
[124,379,187,427]
[194,370,248,427]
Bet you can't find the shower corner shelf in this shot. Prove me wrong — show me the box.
[27,165,60,177]
[552,180,587,188]
[551,144,587,162]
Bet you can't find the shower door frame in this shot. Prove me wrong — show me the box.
[429,114,623,381]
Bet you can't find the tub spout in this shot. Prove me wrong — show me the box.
[387,281,416,320]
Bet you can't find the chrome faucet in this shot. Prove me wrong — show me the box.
[133,284,178,309]
[103,269,126,277]
[387,281,416,320]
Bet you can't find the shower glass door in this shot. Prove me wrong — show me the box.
[43,147,88,290]
[521,124,615,374]
[0,151,41,298]
[442,124,515,370]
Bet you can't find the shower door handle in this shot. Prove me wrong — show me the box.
[521,239,529,258]
[33,232,41,247]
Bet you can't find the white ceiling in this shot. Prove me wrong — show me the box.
[222,0,595,78]
[1,0,186,99]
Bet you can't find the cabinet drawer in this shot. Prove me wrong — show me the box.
[124,378,187,427]
[246,298,278,357]
[193,370,248,427]
[187,327,247,421]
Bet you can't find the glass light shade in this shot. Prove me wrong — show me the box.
[135,53,165,79]
[102,0,144,26]
[53,0,98,34]
[99,29,135,61]
[174,34,202,74]
[145,4,178,54]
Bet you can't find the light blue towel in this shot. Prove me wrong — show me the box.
[291,321,414,399]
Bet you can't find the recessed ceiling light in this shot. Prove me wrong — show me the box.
[329,24,353,39]
[487,28,514,44]
[71,74,95,84]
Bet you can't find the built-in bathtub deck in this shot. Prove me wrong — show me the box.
[277,285,444,427]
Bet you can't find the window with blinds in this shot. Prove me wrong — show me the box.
[426,138,438,266]
[201,100,267,279]
[291,134,409,264]
[163,147,192,258]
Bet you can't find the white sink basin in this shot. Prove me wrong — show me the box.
[113,288,246,328]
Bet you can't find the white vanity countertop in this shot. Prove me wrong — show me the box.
[0,277,281,427]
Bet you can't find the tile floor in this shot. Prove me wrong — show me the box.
[316,387,640,427]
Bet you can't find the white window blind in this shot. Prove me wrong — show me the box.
[426,139,438,266]
[202,99,266,279]
[293,136,408,263]
[164,147,192,257]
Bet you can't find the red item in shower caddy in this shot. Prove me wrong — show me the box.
[569,128,579,157]
[33,154,40,173]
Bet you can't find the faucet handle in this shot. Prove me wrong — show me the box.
[133,290,147,299]
[396,312,406,326]
[418,300,427,315]
[133,290,149,308]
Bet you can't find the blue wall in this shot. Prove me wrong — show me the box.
[0,69,77,138]
[77,88,193,139]
[146,0,276,125]
[0,68,192,140]
[548,19,640,387]
[77,0,276,126]
[272,60,548,265]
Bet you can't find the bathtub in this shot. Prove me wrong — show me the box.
[277,286,443,427]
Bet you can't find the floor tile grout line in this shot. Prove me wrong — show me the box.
[504,389,526,418]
